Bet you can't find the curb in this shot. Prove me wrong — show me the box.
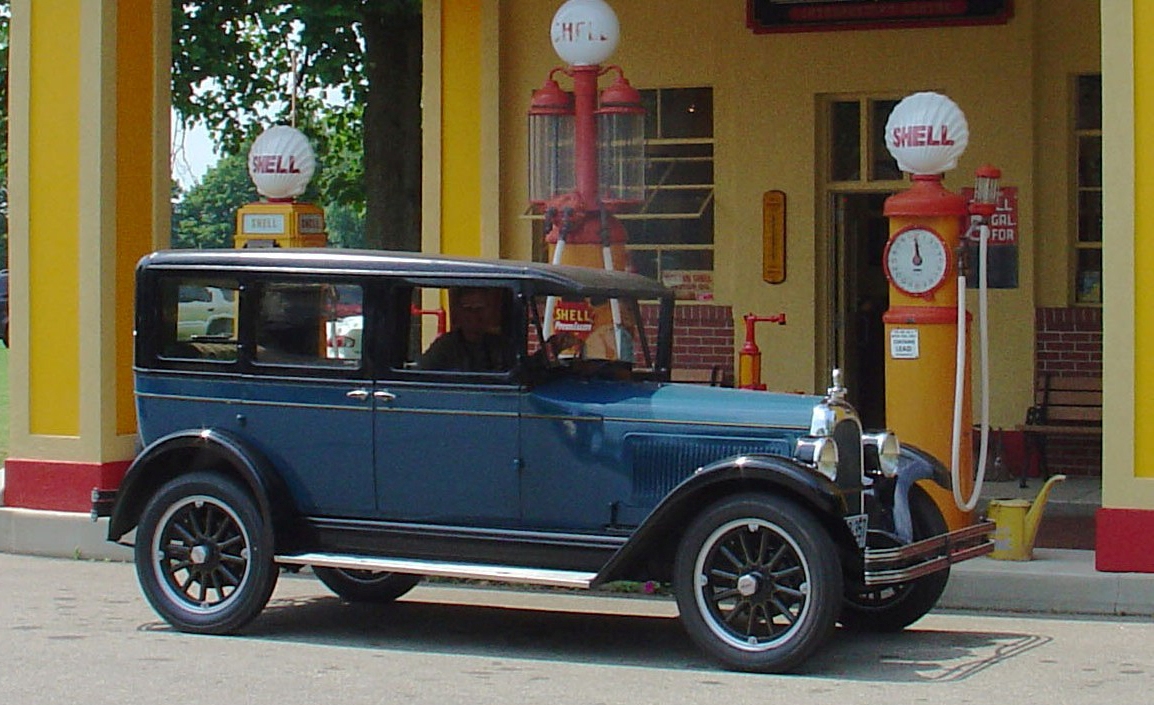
[940,548,1154,617]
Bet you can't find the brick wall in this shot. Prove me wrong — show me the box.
[1031,307,1102,477]
[1035,307,1103,376]
[641,302,735,379]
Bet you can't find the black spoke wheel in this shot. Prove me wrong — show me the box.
[134,473,277,634]
[313,567,421,603]
[674,494,842,673]
[840,484,950,632]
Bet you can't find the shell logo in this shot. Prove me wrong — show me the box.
[248,125,316,200]
[884,92,969,176]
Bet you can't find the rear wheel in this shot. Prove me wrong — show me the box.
[134,472,277,634]
[674,493,843,673]
[840,484,950,632]
[313,567,421,603]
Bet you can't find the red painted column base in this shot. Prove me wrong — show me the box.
[1096,507,1154,572]
[3,459,130,513]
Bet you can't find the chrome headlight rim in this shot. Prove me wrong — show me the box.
[863,430,902,478]
[795,435,839,482]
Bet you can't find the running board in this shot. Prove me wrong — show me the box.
[861,520,996,587]
[276,552,598,590]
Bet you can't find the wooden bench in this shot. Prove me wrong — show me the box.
[1017,373,1102,487]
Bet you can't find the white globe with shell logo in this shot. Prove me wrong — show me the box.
[248,125,316,200]
[884,92,969,176]
[551,0,620,66]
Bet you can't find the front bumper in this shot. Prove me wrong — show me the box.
[862,520,995,586]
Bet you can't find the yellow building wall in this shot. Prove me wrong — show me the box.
[498,0,1086,426]
[1034,2,1105,307]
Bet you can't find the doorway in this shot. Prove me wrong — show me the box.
[830,193,891,429]
[817,93,907,429]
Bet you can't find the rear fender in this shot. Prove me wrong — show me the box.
[107,428,296,543]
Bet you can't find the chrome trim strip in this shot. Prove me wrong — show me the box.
[275,552,597,590]
[524,412,809,432]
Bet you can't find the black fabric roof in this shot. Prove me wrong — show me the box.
[139,248,671,298]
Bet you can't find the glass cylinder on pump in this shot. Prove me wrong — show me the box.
[596,74,645,208]
[528,78,576,208]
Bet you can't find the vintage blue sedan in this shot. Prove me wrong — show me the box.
[96,248,992,673]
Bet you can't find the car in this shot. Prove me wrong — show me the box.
[175,284,236,340]
[95,248,993,673]
[325,314,363,359]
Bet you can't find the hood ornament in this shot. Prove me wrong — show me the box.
[827,368,847,402]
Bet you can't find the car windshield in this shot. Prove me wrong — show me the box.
[527,292,659,373]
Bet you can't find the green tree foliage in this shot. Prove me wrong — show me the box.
[171,153,257,249]
[171,2,421,251]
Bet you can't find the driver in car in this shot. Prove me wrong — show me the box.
[419,287,512,372]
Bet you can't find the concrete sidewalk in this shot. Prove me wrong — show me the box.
[3,470,1152,618]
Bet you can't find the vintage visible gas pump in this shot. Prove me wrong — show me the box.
[881,92,998,529]
[235,125,327,249]
[528,0,645,358]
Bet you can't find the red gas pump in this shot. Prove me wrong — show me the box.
[738,312,787,390]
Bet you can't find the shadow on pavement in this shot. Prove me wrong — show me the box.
[137,589,1053,682]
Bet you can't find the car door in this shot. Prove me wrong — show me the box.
[238,279,376,517]
[371,283,521,525]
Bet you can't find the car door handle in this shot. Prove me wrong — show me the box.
[346,389,370,401]
[373,390,397,402]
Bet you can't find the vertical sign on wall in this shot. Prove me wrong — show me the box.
[762,190,786,284]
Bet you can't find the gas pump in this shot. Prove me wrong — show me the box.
[881,92,996,528]
[235,125,327,249]
[528,1,645,359]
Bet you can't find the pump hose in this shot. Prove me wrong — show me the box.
[950,221,991,512]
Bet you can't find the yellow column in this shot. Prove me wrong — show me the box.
[5,0,168,512]
[1098,0,1154,571]
[424,0,501,259]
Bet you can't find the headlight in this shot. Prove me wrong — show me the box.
[862,431,902,478]
[795,436,839,481]
[809,404,836,436]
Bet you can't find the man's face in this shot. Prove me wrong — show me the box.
[456,290,491,342]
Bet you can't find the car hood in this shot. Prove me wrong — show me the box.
[527,377,821,431]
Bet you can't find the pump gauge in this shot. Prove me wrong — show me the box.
[883,226,950,297]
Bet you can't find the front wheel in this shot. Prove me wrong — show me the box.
[134,472,277,634]
[674,493,843,673]
[839,484,950,632]
[313,567,421,603]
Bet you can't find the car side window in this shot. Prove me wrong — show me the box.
[158,277,240,362]
[254,281,363,369]
[396,285,516,376]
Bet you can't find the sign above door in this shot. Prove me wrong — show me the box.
[747,0,1013,34]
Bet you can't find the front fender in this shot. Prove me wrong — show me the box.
[107,428,296,542]
[594,453,851,585]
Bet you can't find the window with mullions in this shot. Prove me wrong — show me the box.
[624,87,714,298]
[1074,74,1102,305]
[829,97,902,183]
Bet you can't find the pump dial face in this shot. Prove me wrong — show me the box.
[883,226,950,297]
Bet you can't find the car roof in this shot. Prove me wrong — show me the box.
[138,248,672,299]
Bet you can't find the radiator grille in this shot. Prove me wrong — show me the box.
[627,435,791,502]
[833,418,863,490]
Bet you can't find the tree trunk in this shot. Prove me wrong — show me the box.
[361,6,422,251]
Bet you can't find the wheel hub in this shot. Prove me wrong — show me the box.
[188,543,218,567]
[737,572,761,597]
